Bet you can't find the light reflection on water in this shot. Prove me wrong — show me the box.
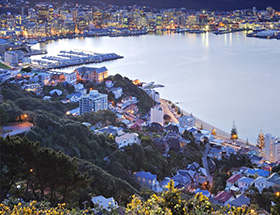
[32,32,280,143]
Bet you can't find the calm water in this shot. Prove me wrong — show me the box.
[33,32,280,143]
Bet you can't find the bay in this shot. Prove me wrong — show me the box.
[33,32,280,143]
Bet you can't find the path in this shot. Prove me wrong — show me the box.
[1,122,33,138]
[202,141,213,186]
[160,99,179,124]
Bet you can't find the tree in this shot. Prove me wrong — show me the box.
[126,180,255,214]
[1,136,91,205]
[257,130,265,150]
[0,105,9,125]
[231,121,238,141]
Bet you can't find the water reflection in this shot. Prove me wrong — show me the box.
[34,33,280,142]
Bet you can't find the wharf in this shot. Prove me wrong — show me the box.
[24,50,47,57]
[32,50,123,70]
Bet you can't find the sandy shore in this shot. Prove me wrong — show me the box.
[161,99,250,146]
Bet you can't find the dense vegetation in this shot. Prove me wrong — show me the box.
[0,76,202,207]
[126,180,256,215]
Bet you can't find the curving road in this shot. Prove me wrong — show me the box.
[160,99,179,124]
[1,122,33,138]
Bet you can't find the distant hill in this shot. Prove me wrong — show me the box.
[100,0,280,11]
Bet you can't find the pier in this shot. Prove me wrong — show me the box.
[32,50,123,70]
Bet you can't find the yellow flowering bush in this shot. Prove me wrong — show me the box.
[0,201,89,215]
[126,180,256,215]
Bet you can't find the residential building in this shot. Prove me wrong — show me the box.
[226,174,242,188]
[111,87,123,99]
[150,105,163,126]
[63,71,77,85]
[22,83,40,92]
[134,171,160,191]
[266,173,280,190]
[228,194,250,207]
[37,72,51,85]
[213,191,233,206]
[91,196,118,212]
[251,177,273,193]
[117,96,138,109]
[148,89,160,103]
[73,83,85,92]
[171,172,192,189]
[244,168,270,178]
[264,133,280,163]
[179,115,195,128]
[94,125,124,136]
[115,132,139,148]
[105,80,113,88]
[4,50,24,66]
[75,66,108,83]
[237,177,254,191]
[208,147,222,160]
[79,90,108,115]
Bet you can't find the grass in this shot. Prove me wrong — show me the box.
[0,62,12,69]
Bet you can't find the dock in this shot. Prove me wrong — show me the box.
[32,50,123,70]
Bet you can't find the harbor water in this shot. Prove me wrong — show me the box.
[32,32,280,143]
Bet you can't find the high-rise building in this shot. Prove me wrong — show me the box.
[37,3,49,24]
[4,50,24,66]
[48,5,54,23]
[264,133,280,163]
[150,106,163,125]
[79,90,108,115]
[77,12,87,31]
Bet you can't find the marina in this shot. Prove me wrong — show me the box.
[32,50,123,70]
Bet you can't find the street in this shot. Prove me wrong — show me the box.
[1,122,33,138]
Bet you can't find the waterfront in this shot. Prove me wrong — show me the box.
[32,32,280,143]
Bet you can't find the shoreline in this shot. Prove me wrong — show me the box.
[160,99,256,148]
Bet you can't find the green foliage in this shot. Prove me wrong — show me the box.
[272,194,280,215]
[0,105,9,125]
[272,164,280,174]
[110,74,155,113]
[76,110,117,126]
[249,190,273,213]
[1,83,35,101]
[79,160,139,205]
[15,97,66,117]
[126,180,255,215]
[210,172,229,194]
[1,136,90,205]
[0,101,23,123]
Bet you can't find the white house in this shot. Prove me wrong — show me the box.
[179,115,195,128]
[105,80,114,88]
[64,71,77,85]
[117,96,138,109]
[74,83,84,92]
[50,89,63,96]
[134,171,161,192]
[115,133,140,148]
[238,177,254,192]
[226,174,242,188]
[251,177,274,193]
[91,196,118,212]
[111,87,123,99]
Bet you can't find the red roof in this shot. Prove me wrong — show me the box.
[214,191,233,203]
[226,174,242,184]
